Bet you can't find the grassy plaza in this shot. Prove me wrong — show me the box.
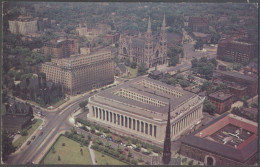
[41,136,92,165]
[93,150,127,165]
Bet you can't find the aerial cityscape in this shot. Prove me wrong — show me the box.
[1,2,258,165]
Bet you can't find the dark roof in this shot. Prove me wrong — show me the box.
[2,115,31,128]
[189,17,208,24]
[215,70,257,82]
[209,91,233,101]
[182,113,258,163]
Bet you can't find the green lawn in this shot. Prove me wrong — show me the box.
[13,119,43,149]
[94,150,127,165]
[42,136,92,165]
[124,66,138,79]
[52,98,66,108]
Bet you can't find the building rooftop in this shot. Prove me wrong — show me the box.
[182,113,257,163]
[91,76,198,119]
[215,70,258,82]
[192,32,210,38]
[209,91,233,101]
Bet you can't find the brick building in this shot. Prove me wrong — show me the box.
[43,38,79,59]
[87,76,205,146]
[188,17,209,32]
[180,113,258,166]
[213,70,258,99]
[217,38,257,64]
[42,50,114,94]
[208,91,233,114]
[104,33,120,44]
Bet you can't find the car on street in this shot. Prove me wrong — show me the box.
[39,132,43,136]
[27,141,31,145]
[31,136,36,140]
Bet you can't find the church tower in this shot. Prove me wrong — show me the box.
[162,100,172,164]
[144,17,153,66]
[159,14,167,64]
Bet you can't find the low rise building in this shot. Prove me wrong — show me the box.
[87,76,205,146]
[208,91,233,114]
[180,113,258,166]
[213,70,258,98]
[188,17,209,32]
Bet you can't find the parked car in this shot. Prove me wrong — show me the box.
[107,137,112,141]
[31,136,36,140]
[39,132,43,136]
[27,141,31,145]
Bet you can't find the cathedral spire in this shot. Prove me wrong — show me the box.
[162,14,166,31]
[162,99,172,164]
[147,16,152,33]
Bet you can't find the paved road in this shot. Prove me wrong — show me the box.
[6,94,93,164]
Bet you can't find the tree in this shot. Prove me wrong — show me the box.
[87,134,92,140]
[2,130,16,161]
[52,147,56,154]
[137,63,147,76]
[58,155,61,161]
[130,61,137,69]
[194,39,204,50]
[80,148,83,155]
[79,100,88,112]
[128,150,132,157]
[203,100,216,115]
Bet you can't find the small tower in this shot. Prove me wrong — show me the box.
[159,14,167,64]
[162,100,172,164]
[144,16,154,66]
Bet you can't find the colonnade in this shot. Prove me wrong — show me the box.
[92,106,157,138]
[171,107,202,136]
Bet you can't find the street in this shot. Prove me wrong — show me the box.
[6,93,93,164]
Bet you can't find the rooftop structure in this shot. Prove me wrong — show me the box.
[88,76,205,145]
[180,113,258,165]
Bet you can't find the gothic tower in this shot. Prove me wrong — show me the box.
[159,14,167,64]
[162,100,172,164]
[144,17,153,66]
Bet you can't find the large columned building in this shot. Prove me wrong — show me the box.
[87,77,205,145]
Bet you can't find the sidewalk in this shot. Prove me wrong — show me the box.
[88,141,97,165]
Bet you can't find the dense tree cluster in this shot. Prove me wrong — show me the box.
[203,99,216,115]
[167,46,183,66]
[2,130,16,161]
[191,57,218,80]
[163,74,191,88]
[13,75,64,107]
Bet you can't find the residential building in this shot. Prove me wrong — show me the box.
[208,91,233,114]
[8,16,38,35]
[217,38,257,64]
[43,38,79,59]
[213,70,258,98]
[188,17,209,32]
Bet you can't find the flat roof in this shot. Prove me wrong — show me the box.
[182,113,258,162]
[91,76,196,115]
[209,91,233,101]
[215,70,257,82]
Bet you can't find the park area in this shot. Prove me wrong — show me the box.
[41,135,127,165]
[94,150,127,165]
[41,136,92,165]
[124,66,138,79]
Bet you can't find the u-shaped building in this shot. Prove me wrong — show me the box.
[87,76,205,146]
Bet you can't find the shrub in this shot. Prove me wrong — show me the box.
[62,143,65,146]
